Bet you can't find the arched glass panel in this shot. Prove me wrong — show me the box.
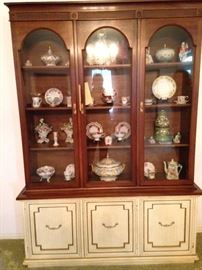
[21,29,77,187]
[83,27,133,185]
[144,26,194,182]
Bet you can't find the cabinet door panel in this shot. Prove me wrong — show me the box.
[139,18,200,185]
[76,20,137,187]
[27,202,81,258]
[12,21,81,188]
[84,200,135,257]
[142,199,191,254]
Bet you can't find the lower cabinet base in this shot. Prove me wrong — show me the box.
[22,196,200,268]
[23,255,199,268]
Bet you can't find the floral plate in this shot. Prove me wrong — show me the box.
[114,122,131,141]
[152,75,176,100]
[86,122,104,141]
[45,88,63,107]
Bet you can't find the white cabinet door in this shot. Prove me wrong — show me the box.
[24,200,82,259]
[83,199,136,257]
[140,198,195,255]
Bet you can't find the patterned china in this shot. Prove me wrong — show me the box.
[35,118,52,144]
[152,75,176,100]
[86,122,104,141]
[41,46,60,66]
[164,159,183,180]
[155,44,175,62]
[36,165,55,183]
[64,163,75,181]
[114,122,131,141]
[91,154,125,181]
[144,162,155,179]
[45,88,63,107]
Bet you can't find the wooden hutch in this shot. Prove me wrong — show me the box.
[5,0,202,267]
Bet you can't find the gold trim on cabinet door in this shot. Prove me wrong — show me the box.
[78,84,84,114]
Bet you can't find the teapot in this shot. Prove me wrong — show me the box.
[163,159,182,180]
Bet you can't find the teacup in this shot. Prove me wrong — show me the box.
[121,96,130,106]
[32,96,42,108]
[64,172,72,181]
[175,96,189,104]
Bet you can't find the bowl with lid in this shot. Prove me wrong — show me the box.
[91,155,125,181]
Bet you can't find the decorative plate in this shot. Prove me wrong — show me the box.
[64,163,75,177]
[86,122,104,141]
[45,88,63,107]
[114,122,131,141]
[144,162,155,178]
[152,75,176,100]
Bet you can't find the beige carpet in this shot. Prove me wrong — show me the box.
[0,234,202,270]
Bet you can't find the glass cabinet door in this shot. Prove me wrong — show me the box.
[77,22,137,187]
[20,25,80,188]
[141,20,198,185]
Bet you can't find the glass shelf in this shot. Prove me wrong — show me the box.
[84,64,131,69]
[26,106,72,111]
[144,143,189,148]
[146,61,193,71]
[85,105,131,111]
[144,103,191,109]
[22,65,69,74]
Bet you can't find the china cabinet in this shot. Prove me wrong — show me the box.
[5,0,202,267]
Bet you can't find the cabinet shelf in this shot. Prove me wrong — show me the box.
[86,104,131,111]
[31,175,76,186]
[30,142,74,151]
[84,64,131,69]
[26,106,72,112]
[22,65,69,74]
[145,103,191,109]
[146,61,193,71]
[145,143,189,148]
[87,144,131,150]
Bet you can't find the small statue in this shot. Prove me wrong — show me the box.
[148,136,156,144]
[35,118,52,144]
[25,59,32,66]
[61,117,74,144]
[163,159,183,180]
[146,47,154,64]
[173,132,181,144]
[179,42,192,62]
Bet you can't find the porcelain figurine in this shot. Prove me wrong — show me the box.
[146,47,154,64]
[173,132,181,144]
[154,110,173,144]
[148,136,156,144]
[179,42,192,62]
[41,46,60,66]
[163,159,183,180]
[61,117,74,144]
[35,118,52,144]
[25,59,32,66]
[91,154,125,181]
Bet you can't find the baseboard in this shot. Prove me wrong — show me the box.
[197,226,202,233]
[0,234,24,240]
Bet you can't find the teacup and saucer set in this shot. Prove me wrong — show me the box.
[174,95,189,104]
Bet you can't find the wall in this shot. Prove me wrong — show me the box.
[0,0,202,239]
